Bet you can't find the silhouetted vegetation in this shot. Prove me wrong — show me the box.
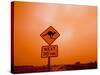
[12,61,97,74]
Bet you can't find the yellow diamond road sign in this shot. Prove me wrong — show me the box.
[40,26,60,45]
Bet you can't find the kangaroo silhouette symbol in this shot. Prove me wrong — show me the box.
[44,31,56,39]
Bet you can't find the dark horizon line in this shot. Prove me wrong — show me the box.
[14,61,97,67]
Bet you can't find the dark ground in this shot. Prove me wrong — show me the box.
[12,61,97,74]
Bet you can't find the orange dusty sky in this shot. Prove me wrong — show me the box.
[13,2,97,66]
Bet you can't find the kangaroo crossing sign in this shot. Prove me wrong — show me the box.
[40,26,60,71]
[40,26,60,45]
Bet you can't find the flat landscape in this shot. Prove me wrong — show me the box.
[13,61,97,74]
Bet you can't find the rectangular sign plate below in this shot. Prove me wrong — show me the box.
[41,45,58,58]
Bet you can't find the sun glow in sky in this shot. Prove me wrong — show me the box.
[13,2,97,66]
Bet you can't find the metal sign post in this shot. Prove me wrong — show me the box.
[40,26,60,71]
[48,56,50,71]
